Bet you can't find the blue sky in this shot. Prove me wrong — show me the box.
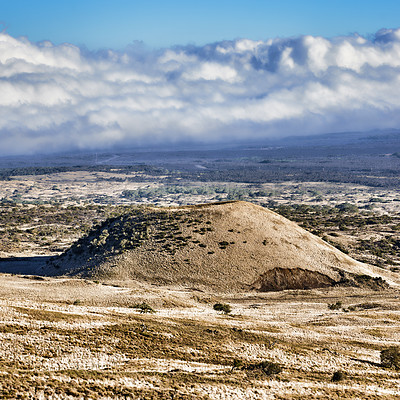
[2,1,400,155]
[1,0,400,49]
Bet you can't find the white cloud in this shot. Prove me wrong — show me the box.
[182,62,239,82]
[2,29,400,155]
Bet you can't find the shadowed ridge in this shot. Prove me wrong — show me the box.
[44,201,398,292]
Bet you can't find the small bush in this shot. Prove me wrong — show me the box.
[259,361,282,375]
[354,275,389,290]
[231,359,243,371]
[245,360,282,376]
[356,302,380,310]
[132,302,156,314]
[213,303,232,314]
[328,301,342,310]
[331,370,344,382]
[381,347,400,369]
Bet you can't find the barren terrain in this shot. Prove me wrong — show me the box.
[1,275,399,399]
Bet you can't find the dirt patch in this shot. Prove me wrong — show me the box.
[252,267,335,291]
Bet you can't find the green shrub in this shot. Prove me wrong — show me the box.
[354,275,388,290]
[213,303,231,314]
[381,347,400,369]
[231,359,243,371]
[132,302,156,314]
[245,360,282,376]
[328,301,342,310]
[331,370,344,382]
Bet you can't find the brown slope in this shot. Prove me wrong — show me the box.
[44,201,399,292]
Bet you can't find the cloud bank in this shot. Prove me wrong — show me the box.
[2,29,400,155]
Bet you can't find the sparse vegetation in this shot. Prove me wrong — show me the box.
[354,274,389,290]
[2,138,400,398]
[231,358,244,371]
[213,303,232,314]
[131,302,156,313]
[381,347,400,370]
[244,360,283,376]
[271,203,400,267]
[328,301,342,310]
[331,370,345,382]
[0,271,399,398]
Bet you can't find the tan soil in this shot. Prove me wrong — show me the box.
[1,273,400,399]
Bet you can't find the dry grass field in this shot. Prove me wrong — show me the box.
[1,168,400,399]
[0,275,399,399]
[1,171,400,213]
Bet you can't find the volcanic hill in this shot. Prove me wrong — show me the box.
[45,201,395,291]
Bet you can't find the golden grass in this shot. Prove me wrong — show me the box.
[1,275,400,399]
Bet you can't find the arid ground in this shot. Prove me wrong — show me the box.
[1,275,400,399]
[1,138,400,399]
